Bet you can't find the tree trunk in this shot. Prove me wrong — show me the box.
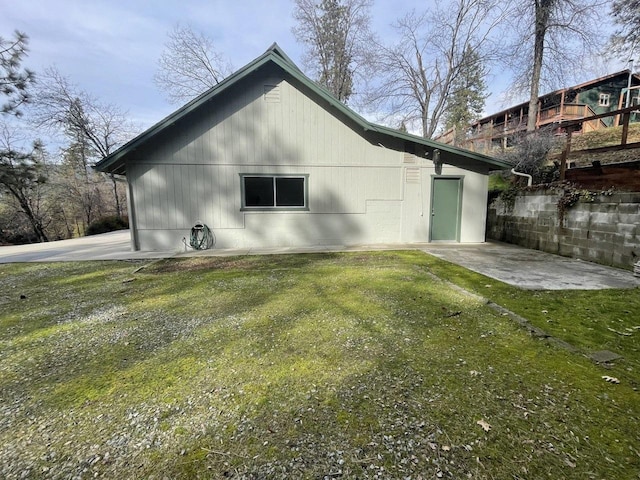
[527,0,554,132]
[422,108,429,139]
[32,219,49,243]
[4,183,49,243]
[20,200,48,243]
[61,209,73,239]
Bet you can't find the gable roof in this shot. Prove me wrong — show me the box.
[95,43,509,175]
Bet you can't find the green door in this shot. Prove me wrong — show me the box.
[430,177,462,241]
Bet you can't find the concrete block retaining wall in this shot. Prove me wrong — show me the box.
[487,190,640,270]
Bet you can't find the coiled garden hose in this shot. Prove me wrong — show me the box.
[189,223,215,250]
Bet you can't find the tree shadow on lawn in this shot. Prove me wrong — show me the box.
[2,253,388,410]
[127,254,640,479]
[2,252,639,479]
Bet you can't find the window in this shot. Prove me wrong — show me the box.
[241,174,308,210]
[598,93,610,107]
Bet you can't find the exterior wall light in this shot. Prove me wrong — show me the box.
[433,149,442,175]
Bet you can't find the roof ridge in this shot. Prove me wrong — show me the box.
[265,42,301,72]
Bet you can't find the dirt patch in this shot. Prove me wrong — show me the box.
[144,251,406,274]
[145,256,258,274]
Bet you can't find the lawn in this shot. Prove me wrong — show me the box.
[0,252,638,479]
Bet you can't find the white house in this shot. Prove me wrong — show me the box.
[95,44,509,251]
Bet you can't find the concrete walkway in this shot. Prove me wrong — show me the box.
[1,231,638,290]
[0,231,172,263]
[423,242,640,290]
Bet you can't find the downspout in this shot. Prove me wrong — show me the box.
[626,59,635,109]
[511,168,532,187]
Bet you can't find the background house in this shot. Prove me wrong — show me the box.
[95,44,508,251]
[438,70,640,153]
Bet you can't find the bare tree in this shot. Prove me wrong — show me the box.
[0,30,35,116]
[610,0,640,60]
[503,1,606,132]
[32,68,132,157]
[154,24,233,105]
[293,0,374,103]
[498,127,562,183]
[368,0,504,139]
[30,67,135,221]
[57,142,105,232]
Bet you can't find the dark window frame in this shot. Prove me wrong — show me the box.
[240,174,309,211]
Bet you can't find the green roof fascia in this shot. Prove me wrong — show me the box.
[259,56,509,170]
[371,123,511,170]
[95,43,509,174]
[94,47,289,173]
[267,42,302,73]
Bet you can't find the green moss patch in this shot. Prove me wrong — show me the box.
[1,253,638,479]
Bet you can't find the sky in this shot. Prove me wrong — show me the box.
[0,0,626,140]
[2,0,424,130]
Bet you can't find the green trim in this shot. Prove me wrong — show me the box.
[372,124,508,169]
[95,51,279,174]
[94,43,510,175]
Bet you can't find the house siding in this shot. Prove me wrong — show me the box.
[576,76,628,126]
[456,71,640,152]
[127,73,488,250]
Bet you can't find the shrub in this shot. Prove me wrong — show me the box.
[498,128,563,184]
[86,216,129,236]
[488,172,509,203]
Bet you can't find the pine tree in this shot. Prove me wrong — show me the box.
[0,31,34,116]
[0,139,49,242]
[316,0,354,102]
[293,0,373,104]
[443,46,487,145]
[1,30,48,242]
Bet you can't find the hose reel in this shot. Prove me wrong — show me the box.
[189,222,214,250]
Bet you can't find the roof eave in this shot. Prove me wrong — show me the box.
[273,61,508,170]
[95,50,281,174]
[371,124,511,170]
[95,43,508,174]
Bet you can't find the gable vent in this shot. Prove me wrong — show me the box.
[403,152,416,164]
[405,167,420,184]
[264,84,281,103]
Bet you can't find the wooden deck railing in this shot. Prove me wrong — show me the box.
[437,104,638,155]
[538,104,607,132]
[469,104,603,140]
[557,104,640,179]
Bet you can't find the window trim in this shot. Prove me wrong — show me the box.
[240,174,309,211]
[598,93,610,107]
